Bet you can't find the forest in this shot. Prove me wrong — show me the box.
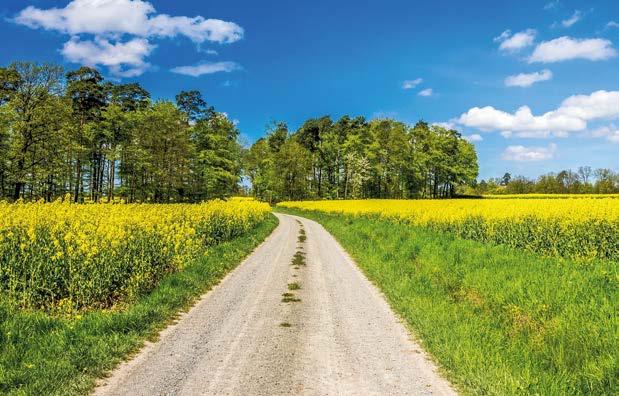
[0,62,241,203]
[0,61,479,203]
[245,118,478,202]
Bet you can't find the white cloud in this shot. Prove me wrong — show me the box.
[494,29,537,52]
[502,143,557,161]
[432,121,457,130]
[170,61,241,77]
[561,10,583,27]
[14,0,154,36]
[505,69,553,87]
[544,1,560,10]
[402,78,423,90]
[590,125,619,143]
[205,49,218,55]
[458,90,619,138]
[464,134,483,142]
[13,0,244,77]
[607,21,619,29]
[418,88,433,97]
[559,90,619,120]
[147,14,243,43]
[529,37,617,63]
[62,37,154,77]
[14,0,243,43]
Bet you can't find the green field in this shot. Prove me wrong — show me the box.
[277,208,618,395]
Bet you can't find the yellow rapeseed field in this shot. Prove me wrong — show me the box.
[0,197,270,311]
[278,198,619,262]
[483,194,619,199]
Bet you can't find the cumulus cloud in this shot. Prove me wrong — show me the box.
[505,69,553,87]
[62,37,154,77]
[494,29,537,52]
[13,0,244,77]
[464,134,483,142]
[561,10,583,28]
[14,0,243,43]
[418,88,433,97]
[458,90,619,138]
[402,78,423,90]
[529,37,617,63]
[607,21,619,29]
[170,61,241,77]
[502,143,557,161]
[590,124,619,143]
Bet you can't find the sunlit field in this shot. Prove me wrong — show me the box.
[482,194,619,199]
[276,201,618,394]
[0,197,271,312]
[278,197,619,262]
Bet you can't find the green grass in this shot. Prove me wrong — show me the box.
[277,208,617,395]
[292,251,306,267]
[0,215,278,396]
[288,282,301,291]
[281,293,301,303]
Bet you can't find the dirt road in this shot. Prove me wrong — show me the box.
[94,213,456,395]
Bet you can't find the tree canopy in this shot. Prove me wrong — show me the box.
[0,61,483,203]
[244,117,479,202]
[0,62,242,202]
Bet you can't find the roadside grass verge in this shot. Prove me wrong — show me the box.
[0,215,278,396]
[277,208,617,395]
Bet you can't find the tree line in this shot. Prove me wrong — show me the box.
[0,62,241,203]
[1,61,480,204]
[471,168,619,195]
[244,117,479,202]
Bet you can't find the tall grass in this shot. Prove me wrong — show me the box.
[278,208,618,395]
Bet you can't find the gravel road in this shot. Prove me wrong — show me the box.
[94,213,456,396]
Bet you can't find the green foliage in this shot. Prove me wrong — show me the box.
[471,167,619,196]
[245,117,479,201]
[0,215,278,396]
[278,208,617,395]
[0,62,244,202]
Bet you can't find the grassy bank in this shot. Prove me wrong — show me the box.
[277,208,617,395]
[0,215,278,396]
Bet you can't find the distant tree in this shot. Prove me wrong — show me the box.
[500,172,512,186]
[109,82,150,111]
[3,62,66,200]
[66,66,107,201]
[593,168,617,193]
[0,67,20,104]
[191,113,241,199]
[175,90,214,122]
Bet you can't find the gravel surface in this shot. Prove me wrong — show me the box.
[94,213,456,396]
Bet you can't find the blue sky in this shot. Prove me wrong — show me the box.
[1,0,618,179]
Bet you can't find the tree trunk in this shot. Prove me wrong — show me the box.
[74,158,81,203]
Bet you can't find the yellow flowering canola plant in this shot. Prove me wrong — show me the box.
[0,198,270,311]
[278,198,619,262]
